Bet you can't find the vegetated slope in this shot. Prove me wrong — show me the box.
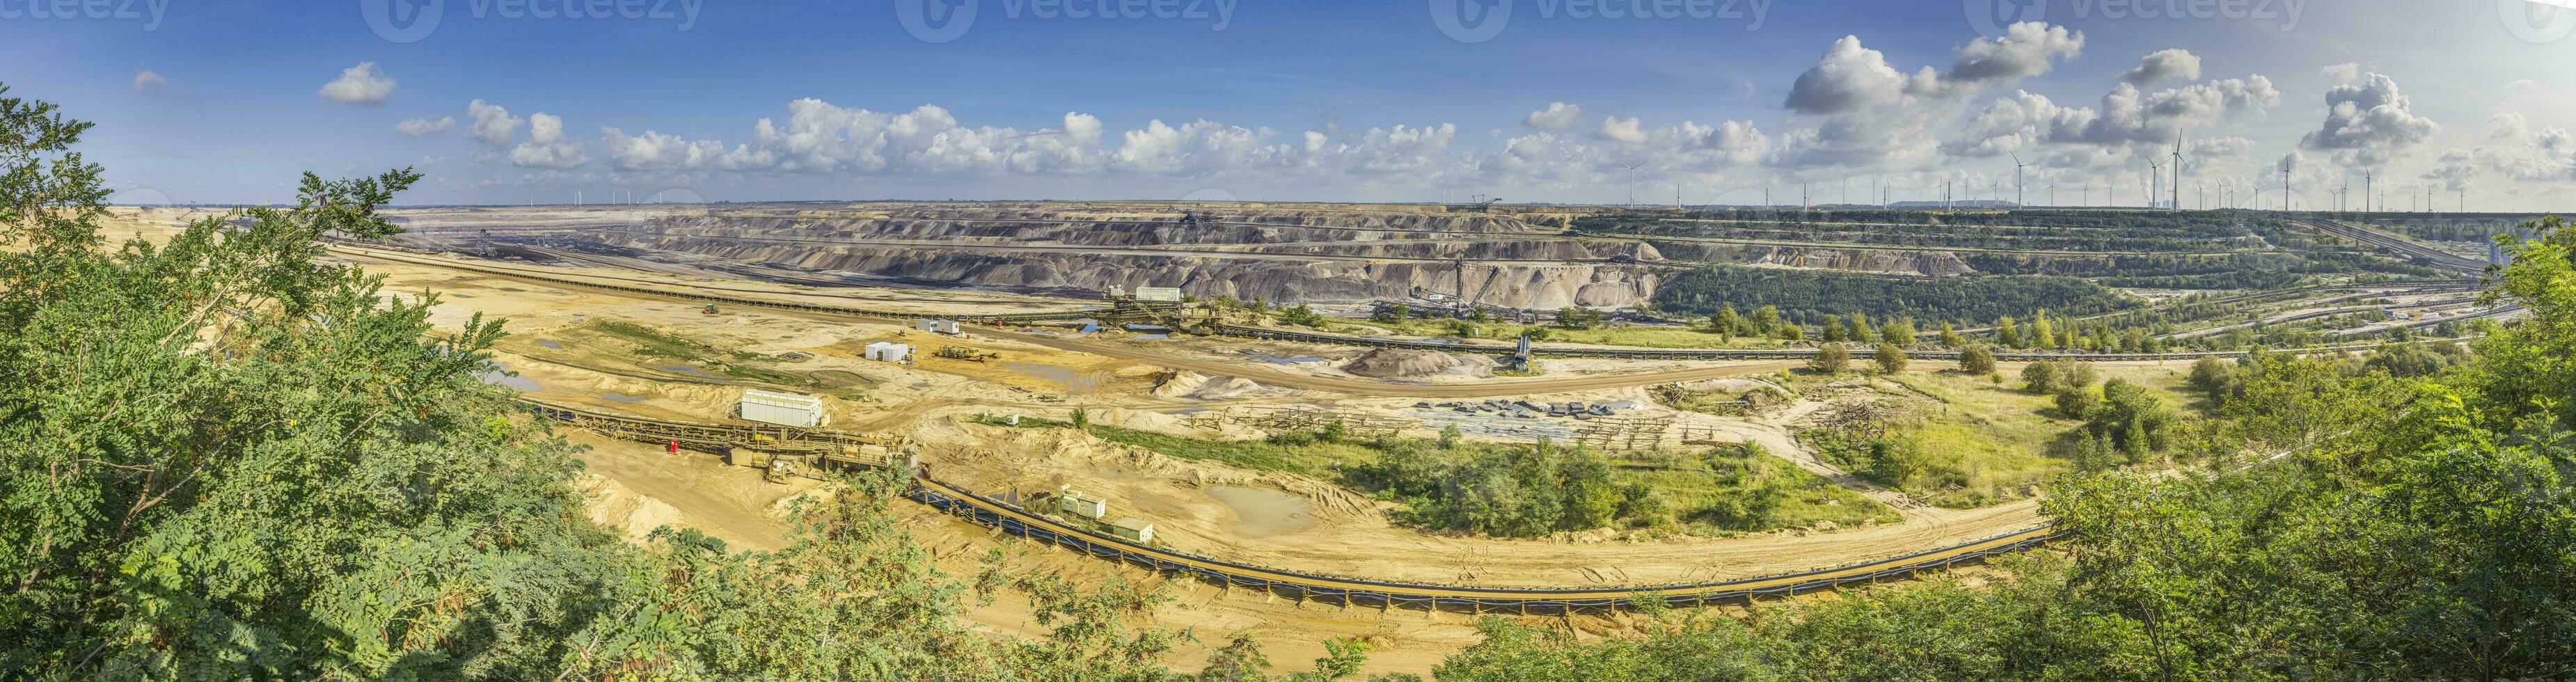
[1650,265,2137,327]
[1435,216,2576,681]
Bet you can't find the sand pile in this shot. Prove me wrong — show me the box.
[1151,370,1277,400]
[1341,349,1482,378]
[575,473,684,541]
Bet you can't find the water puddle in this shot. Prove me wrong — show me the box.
[657,364,725,379]
[1134,334,1169,340]
[1075,319,1102,334]
[1206,486,1317,539]
[475,363,542,391]
[537,340,563,349]
[600,392,649,403]
[1005,363,1109,394]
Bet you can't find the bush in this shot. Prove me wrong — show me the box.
[2053,386,2101,419]
[1874,343,1909,374]
[1812,343,1851,374]
[1957,344,1998,374]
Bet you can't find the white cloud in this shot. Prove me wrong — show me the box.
[1941,22,2085,87]
[1783,35,1925,115]
[1524,102,1586,131]
[1775,25,2080,169]
[395,116,455,136]
[507,113,590,169]
[466,100,524,148]
[2120,49,2202,85]
[2321,62,2362,85]
[318,62,396,105]
[600,127,729,171]
[1943,74,2278,157]
[1595,116,1649,145]
[2299,72,2440,168]
[132,70,166,94]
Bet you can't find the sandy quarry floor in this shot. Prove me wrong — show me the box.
[77,206,2058,675]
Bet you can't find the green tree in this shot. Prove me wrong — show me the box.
[1873,342,1909,374]
[1957,344,1998,374]
[1996,316,2023,347]
[1554,306,1604,330]
[2053,385,2101,418]
[1811,343,1851,374]
[1940,321,1966,347]
[1751,305,1781,335]
[1710,303,1741,337]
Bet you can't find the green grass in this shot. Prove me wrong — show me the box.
[580,319,851,394]
[1082,422,1895,535]
[1795,367,2204,508]
[1615,447,1902,531]
[1306,315,1799,350]
[1083,425,1377,476]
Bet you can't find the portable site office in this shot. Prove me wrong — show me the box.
[738,389,825,428]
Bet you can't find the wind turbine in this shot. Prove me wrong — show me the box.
[2170,138,2183,212]
[2147,157,2162,209]
[1619,161,1644,207]
[1998,152,2019,207]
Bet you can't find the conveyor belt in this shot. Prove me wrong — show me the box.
[514,395,2056,612]
[331,244,1181,324]
[1213,324,2461,363]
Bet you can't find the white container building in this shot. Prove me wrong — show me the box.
[1056,490,1107,520]
[1110,517,1155,543]
[864,341,912,363]
[738,389,825,429]
[1132,287,1183,303]
[912,319,961,335]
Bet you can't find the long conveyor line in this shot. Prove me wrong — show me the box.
[329,244,1181,324]
[516,395,2058,612]
[1213,324,2480,363]
[516,397,903,465]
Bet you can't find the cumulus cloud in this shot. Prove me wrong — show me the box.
[711,101,1109,176]
[2488,112,2530,141]
[466,100,524,148]
[600,127,728,171]
[507,113,590,169]
[395,116,455,136]
[2438,114,2576,184]
[2299,72,2440,168]
[1941,22,2085,87]
[2321,63,2362,85]
[132,70,165,94]
[318,62,396,105]
[1524,102,1585,131]
[1776,24,2080,168]
[1595,116,1649,145]
[2120,49,2202,85]
[1943,74,2279,157]
[1783,35,1925,115]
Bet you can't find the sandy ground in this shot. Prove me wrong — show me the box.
[93,208,2051,675]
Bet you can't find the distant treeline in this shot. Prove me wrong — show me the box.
[1650,266,2135,326]
[1581,209,2284,253]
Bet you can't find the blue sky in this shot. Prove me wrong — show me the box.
[8,0,2576,209]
